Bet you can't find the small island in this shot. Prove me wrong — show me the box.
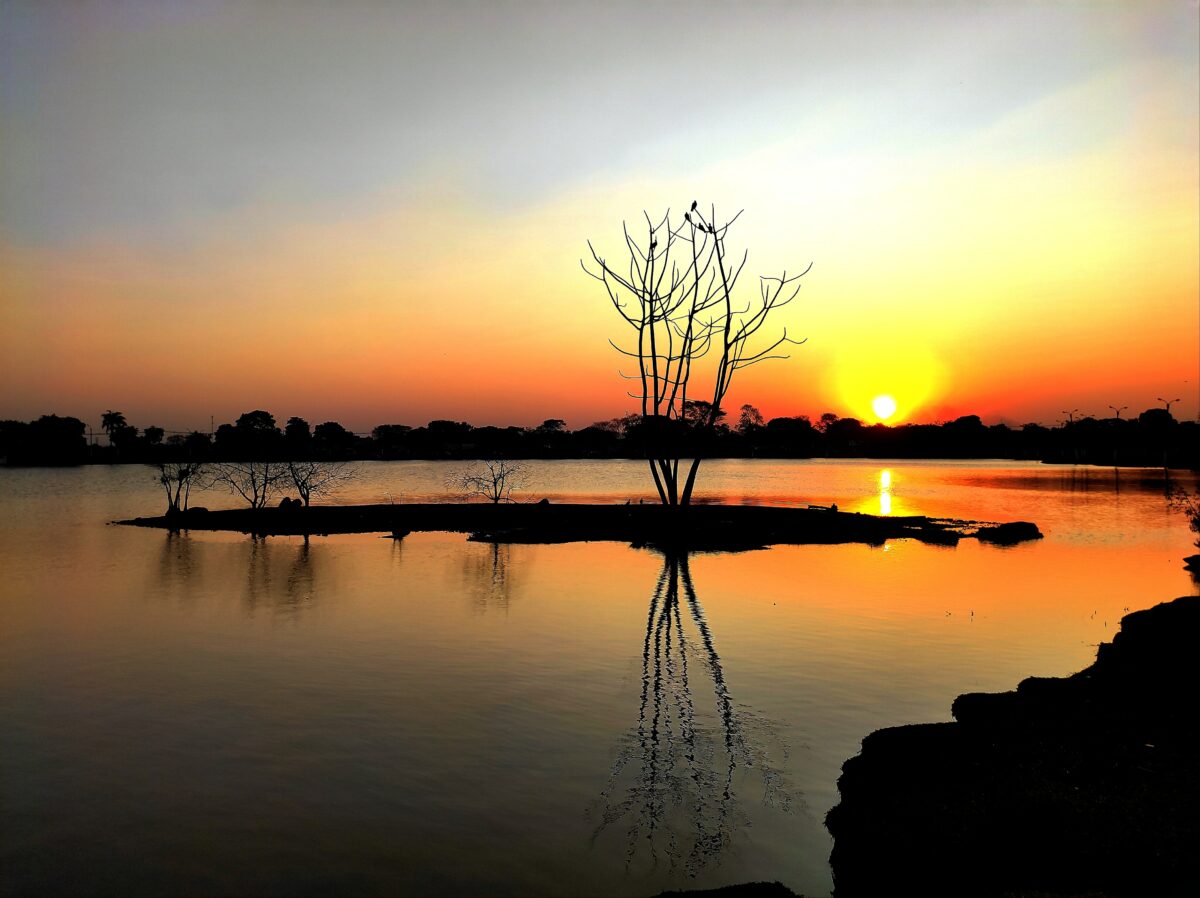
[115,502,1042,552]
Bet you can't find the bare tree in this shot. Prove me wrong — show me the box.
[153,461,206,514]
[584,203,808,506]
[447,460,529,503]
[209,461,290,509]
[1168,486,1200,549]
[286,459,356,507]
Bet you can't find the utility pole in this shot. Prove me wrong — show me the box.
[1155,398,1180,474]
[1108,406,1127,468]
[1061,409,1084,464]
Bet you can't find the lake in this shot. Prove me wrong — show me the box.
[2,459,1197,897]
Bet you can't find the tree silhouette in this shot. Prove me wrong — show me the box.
[154,461,206,515]
[584,204,808,505]
[286,459,356,507]
[285,416,312,448]
[109,423,139,452]
[1168,487,1200,549]
[209,461,289,509]
[447,459,529,503]
[736,404,764,434]
[100,410,127,444]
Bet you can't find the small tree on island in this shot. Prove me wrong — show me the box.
[209,461,290,509]
[448,460,529,503]
[154,461,206,515]
[583,203,808,506]
[286,459,357,507]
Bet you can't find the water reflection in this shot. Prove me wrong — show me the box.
[243,535,272,613]
[953,468,1185,494]
[591,552,796,877]
[241,536,317,618]
[878,469,892,516]
[154,532,321,618]
[462,542,515,612]
[155,531,199,606]
[280,537,316,618]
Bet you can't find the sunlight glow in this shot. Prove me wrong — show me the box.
[872,395,898,421]
[879,468,893,515]
[829,341,946,426]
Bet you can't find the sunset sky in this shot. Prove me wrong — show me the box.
[2,1,1197,434]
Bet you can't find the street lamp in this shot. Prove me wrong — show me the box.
[1061,409,1083,426]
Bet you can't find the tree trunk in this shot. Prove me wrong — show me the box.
[647,458,669,505]
[680,457,703,506]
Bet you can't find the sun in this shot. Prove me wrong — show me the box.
[872,394,898,421]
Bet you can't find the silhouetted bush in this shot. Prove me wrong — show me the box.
[4,407,1197,468]
[1,415,87,465]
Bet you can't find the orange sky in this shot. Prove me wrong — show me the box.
[2,2,1197,434]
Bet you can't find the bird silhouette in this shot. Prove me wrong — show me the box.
[690,200,698,211]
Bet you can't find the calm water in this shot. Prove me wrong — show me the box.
[2,460,1197,897]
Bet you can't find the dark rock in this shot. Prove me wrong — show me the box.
[974,520,1043,544]
[185,506,208,514]
[826,596,1200,897]
[651,883,800,898]
[907,526,960,546]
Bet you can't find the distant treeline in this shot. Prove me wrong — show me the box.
[2,406,1197,468]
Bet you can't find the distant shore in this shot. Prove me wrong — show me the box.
[7,406,1198,469]
[115,502,1043,551]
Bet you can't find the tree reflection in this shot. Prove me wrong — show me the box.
[591,552,796,876]
[462,541,515,613]
[244,535,317,618]
[155,530,199,605]
[243,535,270,613]
[279,535,316,617]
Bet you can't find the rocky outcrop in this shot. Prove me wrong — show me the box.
[826,596,1200,897]
[973,520,1043,545]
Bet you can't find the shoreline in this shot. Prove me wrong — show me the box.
[826,595,1200,896]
